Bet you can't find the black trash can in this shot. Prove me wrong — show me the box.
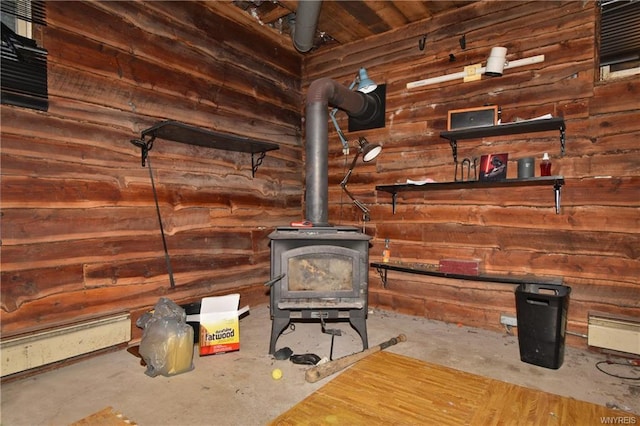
[515,283,571,369]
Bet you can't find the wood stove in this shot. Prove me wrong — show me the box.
[267,76,381,354]
[268,226,370,354]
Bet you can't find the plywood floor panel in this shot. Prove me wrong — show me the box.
[270,351,638,425]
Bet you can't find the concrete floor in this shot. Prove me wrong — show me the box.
[1,304,638,425]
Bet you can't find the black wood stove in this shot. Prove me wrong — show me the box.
[268,226,370,354]
[267,76,382,354]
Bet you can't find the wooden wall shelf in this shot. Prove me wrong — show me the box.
[440,117,566,162]
[136,120,279,177]
[376,176,565,214]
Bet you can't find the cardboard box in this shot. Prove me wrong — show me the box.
[439,259,481,276]
[186,294,249,356]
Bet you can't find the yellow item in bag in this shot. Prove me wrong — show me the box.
[137,297,194,377]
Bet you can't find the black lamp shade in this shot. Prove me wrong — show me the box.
[362,143,382,162]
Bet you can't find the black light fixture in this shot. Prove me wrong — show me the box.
[340,137,382,223]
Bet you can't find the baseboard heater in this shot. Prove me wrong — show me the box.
[588,312,640,356]
[1,312,131,377]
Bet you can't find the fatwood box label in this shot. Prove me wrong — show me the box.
[192,294,249,356]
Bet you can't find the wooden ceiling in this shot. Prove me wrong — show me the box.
[232,0,474,53]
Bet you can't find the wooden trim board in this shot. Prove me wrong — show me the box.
[269,351,638,425]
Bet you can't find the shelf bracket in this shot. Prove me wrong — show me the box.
[449,139,458,163]
[130,135,156,167]
[251,151,267,178]
[391,192,398,214]
[375,266,388,288]
[559,125,566,157]
[554,180,562,214]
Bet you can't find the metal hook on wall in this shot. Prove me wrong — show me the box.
[459,34,466,50]
[418,35,427,51]
[454,157,478,182]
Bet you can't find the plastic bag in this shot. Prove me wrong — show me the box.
[136,297,194,377]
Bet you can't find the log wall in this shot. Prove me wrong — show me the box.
[1,1,303,342]
[302,1,639,346]
[1,1,638,352]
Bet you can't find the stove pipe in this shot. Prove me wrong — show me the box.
[305,78,380,226]
[291,0,322,53]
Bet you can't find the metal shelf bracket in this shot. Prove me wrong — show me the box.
[130,135,156,167]
[251,151,267,178]
[375,266,388,288]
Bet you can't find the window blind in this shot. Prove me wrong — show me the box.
[1,0,46,26]
[1,0,48,111]
[600,0,640,66]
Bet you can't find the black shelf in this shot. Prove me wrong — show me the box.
[376,176,565,214]
[376,176,564,193]
[440,117,566,162]
[371,261,564,289]
[136,120,279,177]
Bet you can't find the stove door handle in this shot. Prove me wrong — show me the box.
[264,273,286,287]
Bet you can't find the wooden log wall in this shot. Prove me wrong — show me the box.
[303,1,639,347]
[1,1,304,342]
[1,0,638,354]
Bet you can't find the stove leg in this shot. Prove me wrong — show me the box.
[269,314,290,354]
[349,309,368,350]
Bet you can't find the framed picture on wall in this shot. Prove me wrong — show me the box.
[478,153,508,181]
